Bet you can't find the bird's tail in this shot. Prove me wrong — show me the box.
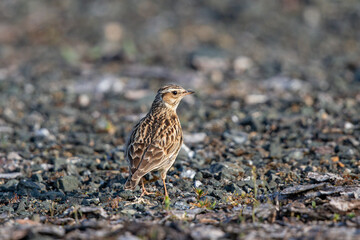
[124,176,140,190]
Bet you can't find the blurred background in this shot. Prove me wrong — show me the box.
[0,0,359,149]
[1,0,360,91]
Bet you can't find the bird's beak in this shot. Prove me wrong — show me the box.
[184,90,195,95]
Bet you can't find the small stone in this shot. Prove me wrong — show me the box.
[104,22,123,42]
[288,150,304,160]
[329,197,360,212]
[281,183,326,195]
[234,56,253,74]
[132,204,145,212]
[118,232,141,240]
[118,190,134,200]
[201,170,213,178]
[183,132,207,144]
[225,183,242,193]
[194,172,203,181]
[35,128,50,138]
[7,152,22,160]
[31,173,43,182]
[191,226,225,240]
[121,208,137,215]
[16,200,26,213]
[189,48,230,72]
[0,172,22,179]
[1,179,19,191]
[79,206,108,218]
[112,151,125,161]
[77,94,90,107]
[56,175,80,192]
[269,141,282,159]
[307,172,343,182]
[223,131,248,144]
[180,144,195,159]
[40,191,65,201]
[264,76,310,92]
[180,169,196,179]
[209,163,226,174]
[245,94,269,105]
[344,121,354,130]
[208,179,222,188]
[194,180,203,188]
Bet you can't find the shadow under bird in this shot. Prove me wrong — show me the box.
[124,84,194,199]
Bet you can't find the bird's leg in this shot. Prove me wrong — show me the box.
[140,178,154,197]
[162,177,169,199]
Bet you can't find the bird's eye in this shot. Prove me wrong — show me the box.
[172,91,177,95]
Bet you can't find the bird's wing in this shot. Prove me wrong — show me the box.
[126,115,182,177]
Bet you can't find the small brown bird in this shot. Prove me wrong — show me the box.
[124,84,194,198]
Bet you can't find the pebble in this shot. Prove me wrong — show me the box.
[183,132,207,144]
[191,226,225,240]
[0,172,22,179]
[223,131,248,144]
[56,176,80,192]
[245,94,269,105]
[35,128,50,138]
[180,169,196,179]
[194,180,203,188]
[189,48,230,72]
[233,56,253,74]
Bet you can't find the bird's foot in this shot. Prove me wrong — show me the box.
[140,189,155,197]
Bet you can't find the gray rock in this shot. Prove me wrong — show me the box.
[16,200,26,213]
[201,170,213,178]
[307,172,343,182]
[225,183,242,194]
[194,180,203,188]
[183,132,207,144]
[0,172,22,179]
[263,76,311,92]
[35,128,50,138]
[56,175,80,192]
[194,172,203,181]
[208,179,222,188]
[281,183,326,195]
[270,141,283,159]
[209,163,226,174]
[40,191,65,201]
[180,169,196,179]
[0,179,19,191]
[118,232,141,240]
[121,208,137,215]
[31,173,43,182]
[132,204,145,212]
[174,201,190,210]
[0,206,14,215]
[53,157,67,171]
[329,197,360,212]
[17,179,42,197]
[191,225,225,240]
[223,131,248,144]
[112,151,125,161]
[211,190,225,199]
[288,150,304,160]
[188,48,230,72]
[118,190,135,200]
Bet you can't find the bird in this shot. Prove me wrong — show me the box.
[124,84,194,199]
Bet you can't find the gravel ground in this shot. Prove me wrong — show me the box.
[0,1,360,239]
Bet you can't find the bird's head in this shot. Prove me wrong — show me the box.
[154,84,194,111]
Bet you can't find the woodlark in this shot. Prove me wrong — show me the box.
[124,84,194,198]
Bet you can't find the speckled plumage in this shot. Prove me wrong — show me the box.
[124,84,194,198]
